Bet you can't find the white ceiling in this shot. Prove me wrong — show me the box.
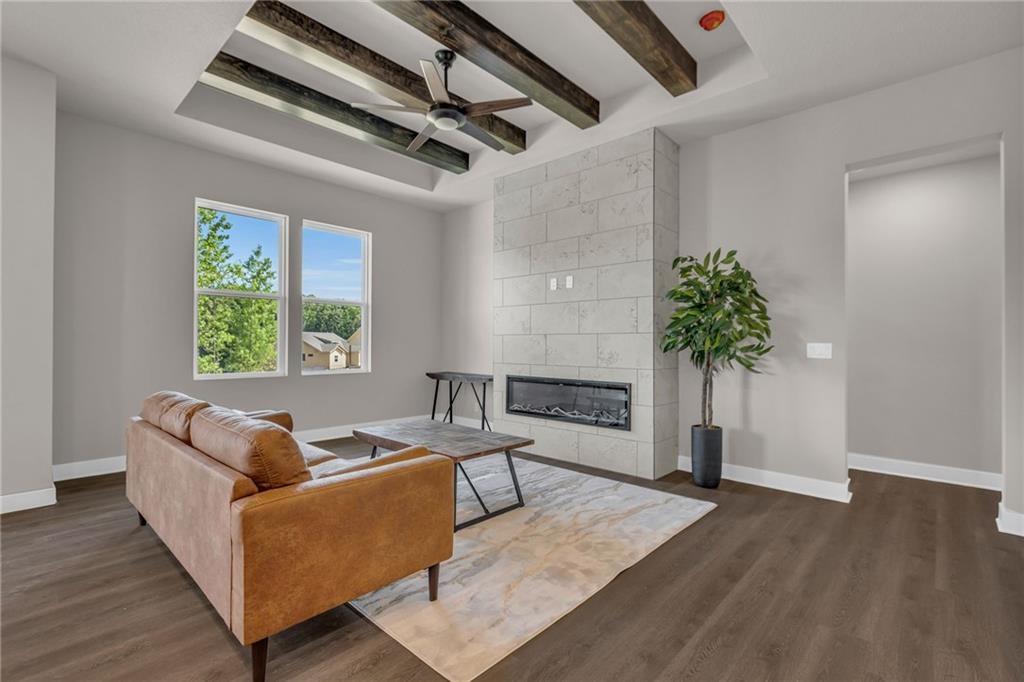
[2,1,1022,212]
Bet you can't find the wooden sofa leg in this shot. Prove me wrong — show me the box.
[428,563,439,602]
[251,638,269,682]
[137,512,147,527]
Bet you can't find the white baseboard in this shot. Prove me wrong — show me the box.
[294,414,431,443]
[678,455,852,503]
[996,503,1024,537]
[0,485,57,514]
[53,455,126,482]
[847,452,1002,491]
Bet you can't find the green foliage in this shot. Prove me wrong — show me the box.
[661,249,773,428]
[302,300,361,340]
[195,208,279,375]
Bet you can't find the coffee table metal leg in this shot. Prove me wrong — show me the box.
[370,446,378,460]
[457,462,490,514]
[454,451,526,532]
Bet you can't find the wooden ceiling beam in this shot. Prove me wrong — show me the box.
[239,0,526,154]
[200,52,469,174]
[574,1,697,97]
[374,0,600,129]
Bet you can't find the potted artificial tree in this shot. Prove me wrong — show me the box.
[661,249,773,488]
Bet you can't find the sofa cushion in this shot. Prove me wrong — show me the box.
[140,391,210,444]
[245,410,294,432]
[190,406,311,490]
[299,441,337,468]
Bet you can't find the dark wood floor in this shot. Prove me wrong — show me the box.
[2,440,1022,681]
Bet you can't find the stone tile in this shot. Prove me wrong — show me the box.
[654,343,678,369]
[635,369,654,406]
[546,147,598,179]
[531,365,579,379]
[638,150,654,189]
[653,368,679,405]
[580,226,637,268]
[493,363,531,387]
[579,298,637,334]
[532,174,579,213]
[654,128,679,158]
[654,225,677,264]
[495,164,546,195]
[531,302,579,334]
[493,221,504,252]
[579,433,638,476]
[637,295,653,333]
[493,305,531,335]
[546,334,597,366]
[654,188,679,231]
[493,279,503,307]
[523,424,579,462]
[502,214,546,249]
[493,336,503,363]
[494,187,531,222]
[546,267,597,303]
[629,404,655,442]
[654,150,679,197]
[531,237,579,274]
[653,437,679,478]
[580,157,641,204]
[546,201,598,241]
[598,333,655,369]
[581,367,637,386]
[636,224,654,261]
[654,403,679,439]
[598,129,653,163]
[637,441,655,479]
[503,336,546,364]
[493,245,531,279]
[597,261,652,299]
[598,188,653,231]
[502,274,546,305]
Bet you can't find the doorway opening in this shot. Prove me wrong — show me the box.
[844,136,1004,491]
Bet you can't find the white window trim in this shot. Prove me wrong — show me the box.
[193,198,289,381]
[301,219,372,376]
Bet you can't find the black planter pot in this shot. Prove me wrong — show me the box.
[691,426,722,488]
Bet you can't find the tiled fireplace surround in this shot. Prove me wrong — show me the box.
[491,128,680,479]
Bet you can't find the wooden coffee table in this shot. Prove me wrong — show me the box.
[352,419,534,531]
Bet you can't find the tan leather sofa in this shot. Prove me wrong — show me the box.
[126,392,454,681]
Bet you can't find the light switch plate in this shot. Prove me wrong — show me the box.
[550,277,558,291]
[806,342,832,359]
[565,275,573,289]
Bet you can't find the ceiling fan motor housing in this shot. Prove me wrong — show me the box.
[427,103,466,131]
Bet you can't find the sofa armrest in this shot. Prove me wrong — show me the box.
[243,409,293,432]
[229,454,454,644]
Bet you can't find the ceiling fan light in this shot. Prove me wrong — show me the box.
[435,116,460,131]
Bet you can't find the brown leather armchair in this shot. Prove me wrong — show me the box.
[126,392,454,681]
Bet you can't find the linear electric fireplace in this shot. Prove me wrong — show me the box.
[505,375,631,430]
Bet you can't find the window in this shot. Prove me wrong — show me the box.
[193,199,287,379]
[301,220,370,374]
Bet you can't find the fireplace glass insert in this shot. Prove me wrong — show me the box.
[505,375,630,430]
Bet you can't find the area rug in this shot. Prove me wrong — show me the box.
[350,455,716,681]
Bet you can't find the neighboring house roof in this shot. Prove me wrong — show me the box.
[302,331,350,353]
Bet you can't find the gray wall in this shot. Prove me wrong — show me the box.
[489,129,680,479]
[1,57,57,500]
[847,155,1002,473]
[53,112,444,465]
[677,48,1022,507]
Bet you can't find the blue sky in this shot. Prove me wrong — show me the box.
[302,226,363,301]
[207,210,363,301]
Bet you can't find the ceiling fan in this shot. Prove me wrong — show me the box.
[352,50,532,153]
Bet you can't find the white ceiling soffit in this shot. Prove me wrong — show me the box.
[1,1,1022,210]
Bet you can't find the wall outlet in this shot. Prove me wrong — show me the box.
[565,275,573,289]
[806,342,832,359]
[550,277,558,291]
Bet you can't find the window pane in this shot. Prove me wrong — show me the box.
[196,295,279,375]
[302,302,363,372]
[302,227,363,301]
[196,206,280,293]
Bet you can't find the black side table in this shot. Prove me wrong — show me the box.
[426,371,493,430]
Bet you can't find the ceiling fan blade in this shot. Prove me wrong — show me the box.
[459,120,504,152]
[408,122,437,152]
[463,97,533,117]
[420,59,451,104]
[351,103,428,114]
